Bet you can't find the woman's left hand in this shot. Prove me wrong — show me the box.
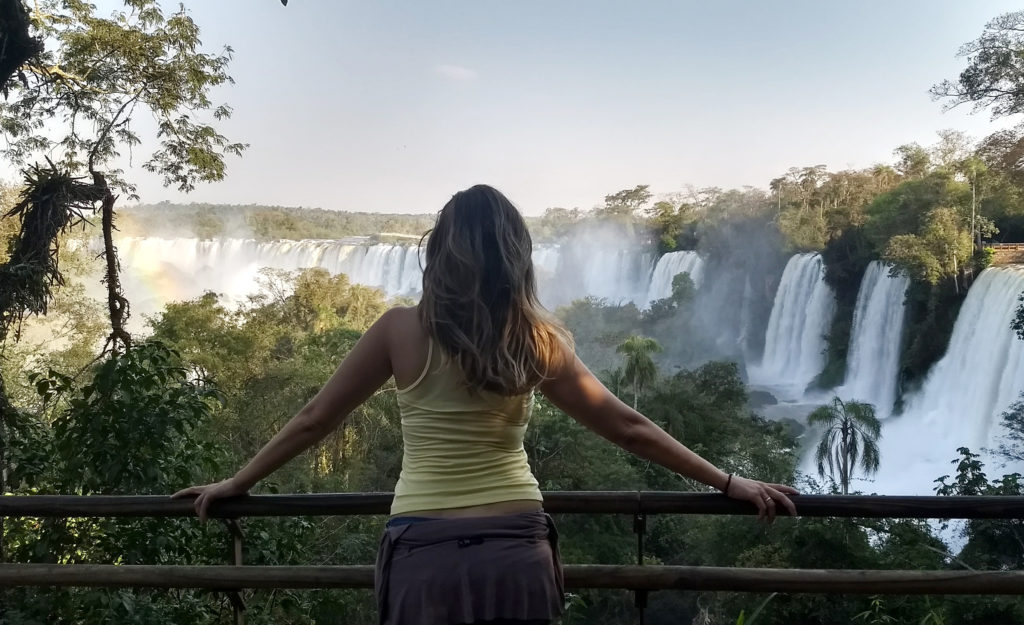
[172,477,247,522]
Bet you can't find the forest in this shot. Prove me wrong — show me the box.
[1,1,1024,624]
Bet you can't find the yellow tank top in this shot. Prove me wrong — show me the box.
[390,339,543,515]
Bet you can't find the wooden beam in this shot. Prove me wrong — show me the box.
[1,564,1022,595]
[2,492,1023,520]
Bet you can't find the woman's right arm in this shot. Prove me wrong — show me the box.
[538,348,797,521]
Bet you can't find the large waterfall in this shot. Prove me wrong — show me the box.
[645,251,704,304]
[117,238,426,320]
[750,253,836,396]
[837,262,909,416]
[867,267,1024,495]
[116,237,697,319]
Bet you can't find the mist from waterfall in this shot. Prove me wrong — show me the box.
[836,262,909,416]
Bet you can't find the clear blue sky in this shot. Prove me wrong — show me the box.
[115,1,1024,215]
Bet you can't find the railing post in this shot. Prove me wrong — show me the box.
[223,519,245,625]
[634,498,647,625]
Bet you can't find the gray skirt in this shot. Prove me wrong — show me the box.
[374,511,565,625]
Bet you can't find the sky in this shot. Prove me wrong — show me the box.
[92,1,1024,214]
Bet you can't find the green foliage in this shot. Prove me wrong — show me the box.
[1,0,244,195]
[645,198,700,252]
[534,206,583,240]
[932,11,1024,119]
[1002,395,1024,463]
[615,335,662,410]
[597,185,652,220]
[120,202,438,241]
[642,361,796,488]
[816,229,874,388]
[1013,292,1024,340]
[808,398,881,494]
[894,143,933,179]
[853,597,898,624]
[934,447,1024,612]
[898,278,966,388]
[43,341,224,495]
[865,174,967,252]
[883,207,973,288]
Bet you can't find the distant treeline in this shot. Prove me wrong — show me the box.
[119,202,440,240]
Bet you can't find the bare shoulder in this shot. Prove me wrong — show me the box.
[379,306,424,338]
[380,306,430,387]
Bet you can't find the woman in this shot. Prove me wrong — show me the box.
[174,184,797,625]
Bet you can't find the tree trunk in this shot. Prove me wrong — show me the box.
[633,378,638,411]
[98,178,131,352]
[840,420,851,495]
[971,176,977,252]
[952,253,960,295]
[0,377,6,564]
[0,0,43,93]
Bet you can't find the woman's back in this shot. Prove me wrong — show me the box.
[391,329,542,515]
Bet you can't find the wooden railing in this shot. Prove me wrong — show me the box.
[2,492,1023,624]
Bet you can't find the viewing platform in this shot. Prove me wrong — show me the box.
[991,242,1024,265]
[2,492,1023,624]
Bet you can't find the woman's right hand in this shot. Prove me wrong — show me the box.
[172,477,248,522]
[726,475,798,522]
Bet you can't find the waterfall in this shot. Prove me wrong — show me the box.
[866,267,1024,495]
[751,253,836,395]
[645,251,704,304]
[837,262,909,416]
[116,237,665,321]
[117,238,426,321]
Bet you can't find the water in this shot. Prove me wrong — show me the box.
[116,237,680,319]
[645,251,704,304]
[116,238,427,319]
[865,267,1024,495]
[836,262,909,416]
[114,237,1024,497]
[750,253,836,398]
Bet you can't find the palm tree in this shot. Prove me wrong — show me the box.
[809,397,882,494]
[600,367,627,398]
[616,336,662,410]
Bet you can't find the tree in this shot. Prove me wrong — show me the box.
[932,11,1024,119]
[0,0,43,90]
[1015,293,1024,340]
[646,200,686,252]
[931,129,973,172]
[869,164,900,192]
[615,335,661,410]
[0,1,244,589]
[1,0,246,350]
[883,207,973,292]
[809,397,881,494]
[598,185,652,219]
[959,156,988,250]
[537,206,582,238]
[894,144,932,179]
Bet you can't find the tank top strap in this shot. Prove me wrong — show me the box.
[399,338,434,394]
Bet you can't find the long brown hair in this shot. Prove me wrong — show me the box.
[418,184,571,396]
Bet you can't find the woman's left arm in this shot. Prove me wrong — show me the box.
[173,309,397,520]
